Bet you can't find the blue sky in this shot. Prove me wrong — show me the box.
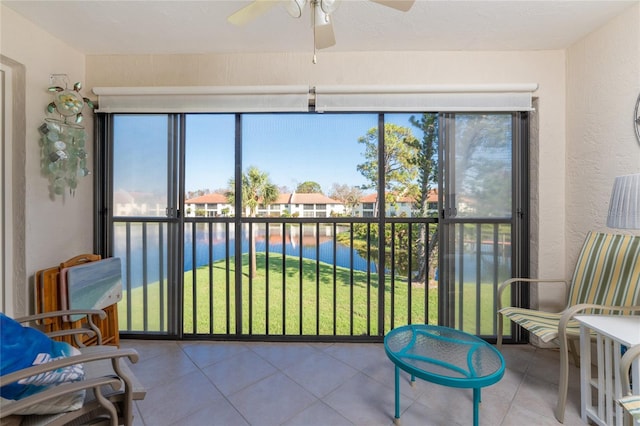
[185,113,424,194]
[114,113,425,195]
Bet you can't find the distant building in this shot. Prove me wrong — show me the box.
[356,189,438,217]
[184,193,231,217]
[286,193,344,217]
[180,189,438,218]
[114,189,166,217]
[184,192,344,218]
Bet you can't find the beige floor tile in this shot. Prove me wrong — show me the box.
[180,341,249,369]
[283,350,359,398]
[322,371,398,425]
[398,398,464,426]
[136,369,225,425]
[127,346,200,389]
[249,342,320,370]
[169,397,250,426]
[281,400,353,426]
[201,349,278,396]
[120,339,588,426]
[227,372,317,425]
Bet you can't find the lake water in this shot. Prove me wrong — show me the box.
[112,223,507,290]
[113,223,378,289]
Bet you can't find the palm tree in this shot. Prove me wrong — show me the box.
[227,166,279,278]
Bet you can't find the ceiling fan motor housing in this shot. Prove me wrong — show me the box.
[285,0,340,18]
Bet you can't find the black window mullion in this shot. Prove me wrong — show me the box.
[234,114,243,335]
[376,113,386,335]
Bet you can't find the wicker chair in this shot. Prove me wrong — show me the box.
[497,231,640,423]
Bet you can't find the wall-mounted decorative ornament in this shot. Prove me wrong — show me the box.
[39,74,95,197]
[635,92,640,146]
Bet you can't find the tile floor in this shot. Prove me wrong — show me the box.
[120,339,587,426]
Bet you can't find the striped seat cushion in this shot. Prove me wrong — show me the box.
[498,308,582,343]
[619,395,640,420]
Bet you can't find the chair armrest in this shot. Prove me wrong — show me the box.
[15,310,107,346]
[620,344,640,396]
[0,347,139,388]
[46,328,96,342]
[14,309,107,324]
[497,278,568,310]
[77,346,145,400]
[0,376,121,418]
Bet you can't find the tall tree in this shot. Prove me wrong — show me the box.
[353,123,421,275]
[296,181,323,194]
[227,166,279,277]
[453,114,511,217]
[328,183,363,216]
[408,113,439,283]
[357,123,420,215]
[353,119,438,283]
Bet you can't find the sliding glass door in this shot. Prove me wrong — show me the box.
[439,113,528,338]
[96,111,528,342]
[97,114,182,335]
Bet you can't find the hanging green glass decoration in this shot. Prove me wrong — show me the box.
[40,74,96,198]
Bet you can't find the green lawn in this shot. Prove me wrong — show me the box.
[119,252,502,336]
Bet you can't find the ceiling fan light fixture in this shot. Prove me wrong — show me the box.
[314,4,331,26]
[284,0,306,18]
[319,0,340,14]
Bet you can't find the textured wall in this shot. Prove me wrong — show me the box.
[86,50,568,297]
[565,3,640,272]
[4,1,638,316]
[1,5,91,316]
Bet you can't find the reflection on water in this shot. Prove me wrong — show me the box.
[113,223,377,289]
[114,222,510,291]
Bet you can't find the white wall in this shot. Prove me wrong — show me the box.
[566,3,640,268]
[1,5,92,316]
[86,49,568,310]
[3,1,638,318]
[527,1,640,323]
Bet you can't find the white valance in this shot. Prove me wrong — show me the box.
[92,84,538,113]
[92,86,311,113]
[314,84,538,112]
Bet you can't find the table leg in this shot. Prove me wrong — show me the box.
[394,365,401,425]
[580,324,591,424]
[473,388,480,426]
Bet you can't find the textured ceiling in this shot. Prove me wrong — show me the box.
[3,0,638,55]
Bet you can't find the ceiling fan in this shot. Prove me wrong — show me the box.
[227,0,415,53]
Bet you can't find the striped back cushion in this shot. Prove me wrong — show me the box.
[568,232,640,308]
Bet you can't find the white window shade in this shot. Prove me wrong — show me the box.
[92,86,311,113]
[92,84,538,113]
[314,84,538,112]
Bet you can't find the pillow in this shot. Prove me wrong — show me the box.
[0,313,85,414]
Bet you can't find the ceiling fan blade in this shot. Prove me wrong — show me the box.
[315,19,336,49]
[227,0,279,26]
[368,0,415,12]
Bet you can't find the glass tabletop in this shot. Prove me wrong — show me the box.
[384,324,505,388]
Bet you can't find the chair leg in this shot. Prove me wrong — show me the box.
[568,338,580,368]
[555,333,570,423]
[497,313,504,350]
